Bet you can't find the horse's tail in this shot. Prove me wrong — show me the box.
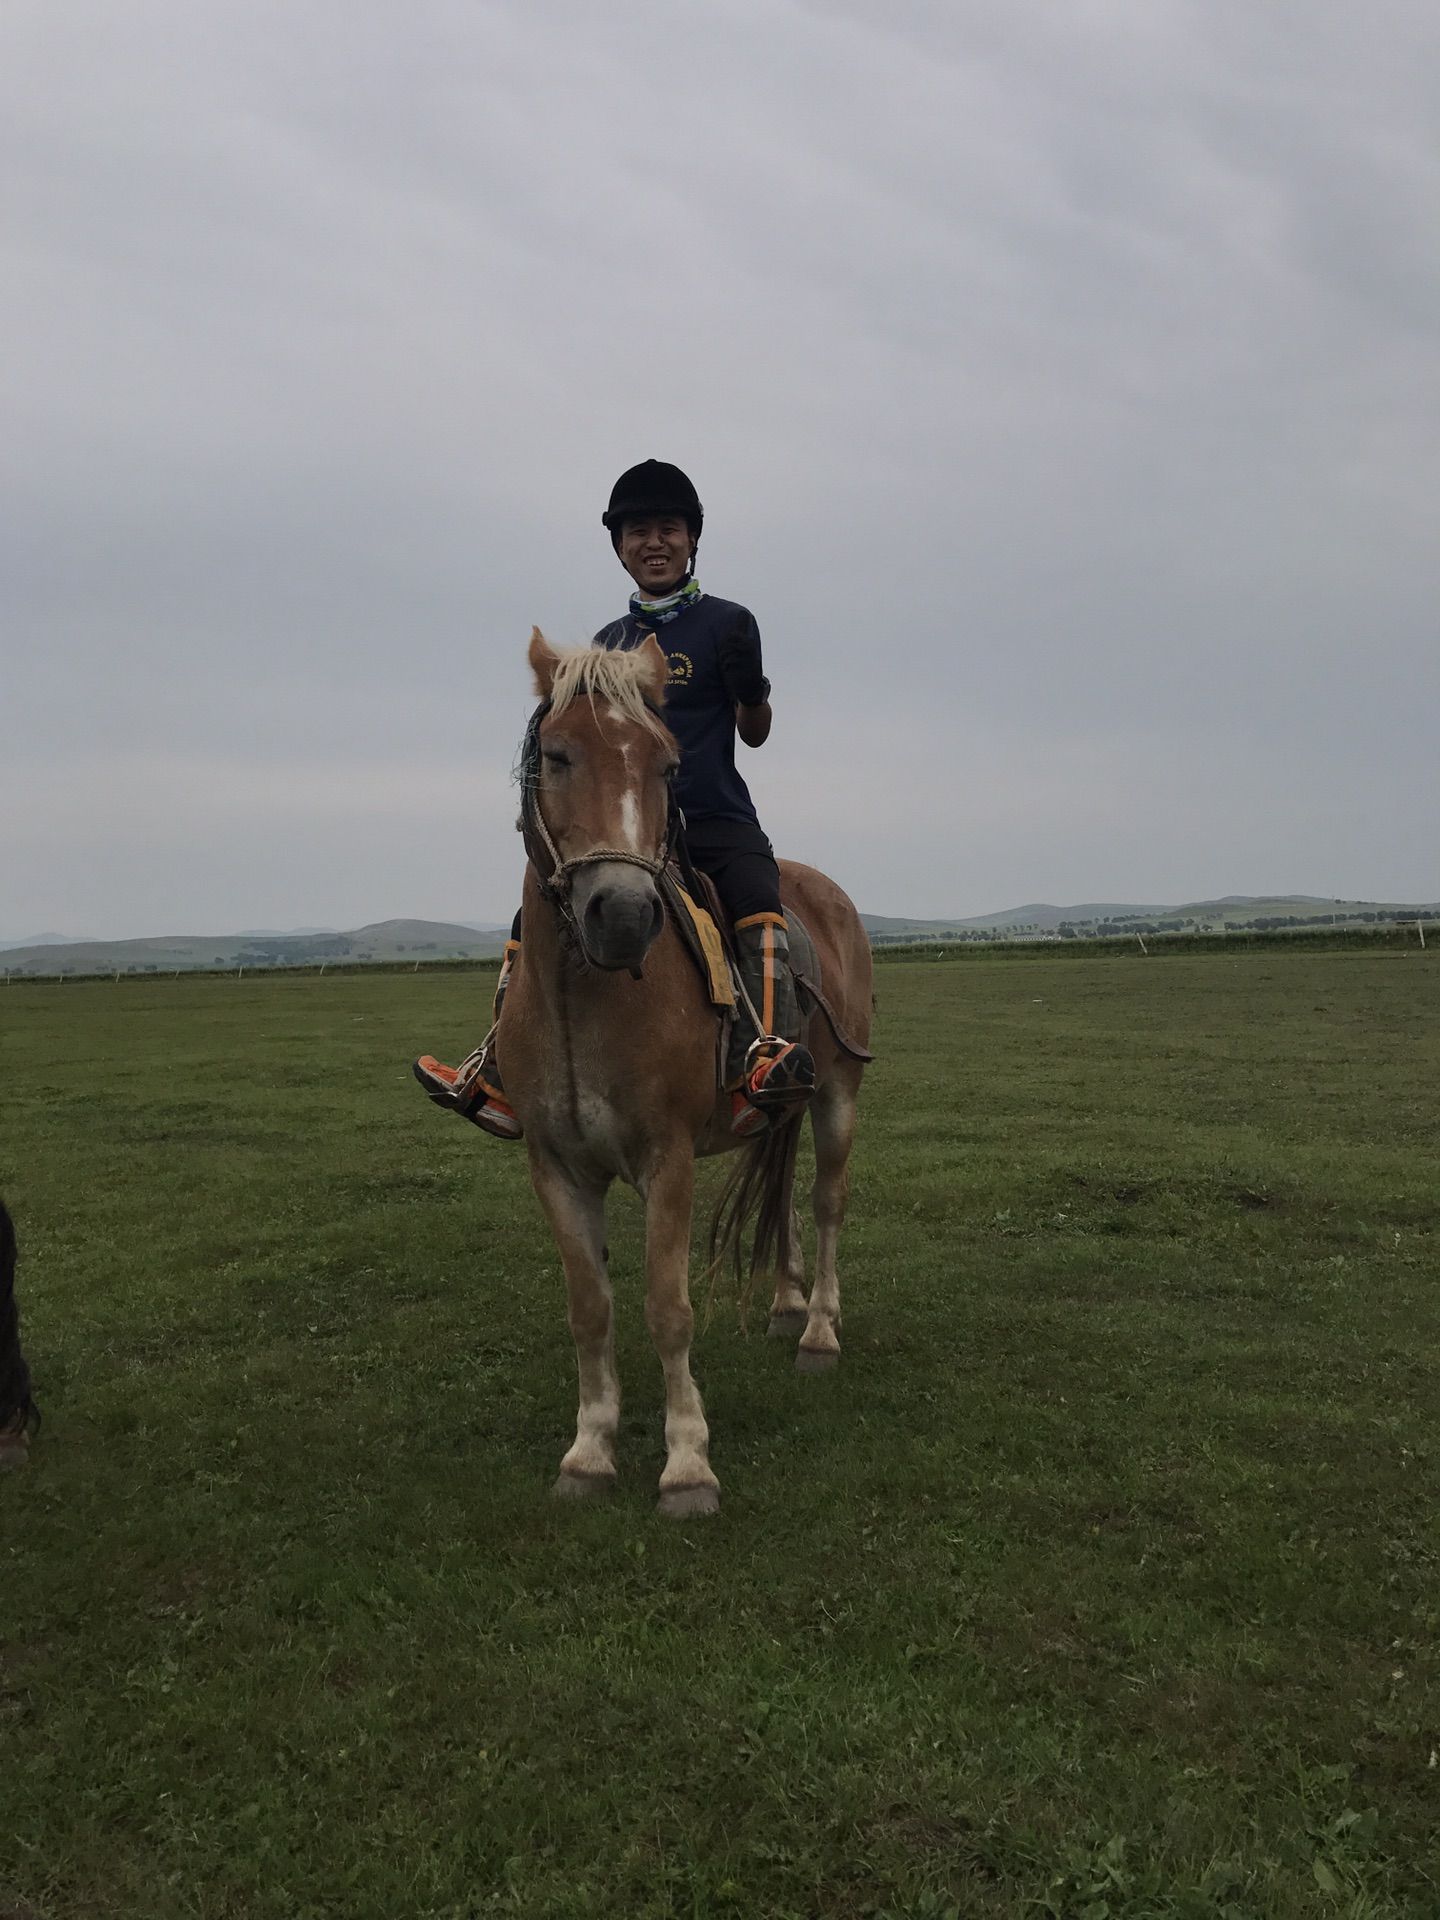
[706,1112,802,1321]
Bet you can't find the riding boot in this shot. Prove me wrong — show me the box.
[413,940,523,1139]
[729,914,815,1136]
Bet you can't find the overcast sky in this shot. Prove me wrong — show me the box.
[4,0,1437,939]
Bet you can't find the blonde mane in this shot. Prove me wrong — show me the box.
[547,645,671,740]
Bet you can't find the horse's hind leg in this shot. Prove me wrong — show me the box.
[765,1139,807,1341]
[529,1157,618,1498]
[797,1065,861,1374]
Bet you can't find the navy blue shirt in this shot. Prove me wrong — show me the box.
[594,594,761,827]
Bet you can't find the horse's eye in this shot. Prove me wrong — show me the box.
[542,749,572,770]
[662,762,680,781]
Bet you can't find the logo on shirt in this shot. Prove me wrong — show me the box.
[666,651,694,685]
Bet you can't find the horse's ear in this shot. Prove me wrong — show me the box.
[528,626,559,696]
[633,633,669,704]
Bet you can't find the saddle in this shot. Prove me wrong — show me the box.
[656,862,874,1087]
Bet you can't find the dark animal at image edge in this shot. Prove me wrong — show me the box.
[1,1199,37,1466]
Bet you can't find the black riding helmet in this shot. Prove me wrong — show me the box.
[601,460,704,552]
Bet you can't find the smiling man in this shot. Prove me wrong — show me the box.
[414,459,815,1140]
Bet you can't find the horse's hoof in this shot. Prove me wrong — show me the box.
[551,1469,615,1502]
[0,1438,29,1471]
[796,1345,839,1374]
[657,1483,720,1519]
[766,1310,807,1340]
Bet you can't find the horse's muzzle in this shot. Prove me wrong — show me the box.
[573,866,665,973]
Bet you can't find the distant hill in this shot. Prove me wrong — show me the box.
[0,918,510,975]
[862,896,1439,942]
[235,926,339,939]
[0,931,93,949]
[863,903,1167,937]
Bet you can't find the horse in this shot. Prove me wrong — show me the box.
[494,629,873,1516]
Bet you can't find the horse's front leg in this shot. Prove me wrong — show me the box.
[642,1151,720,1518]
[529,1155,618,1498]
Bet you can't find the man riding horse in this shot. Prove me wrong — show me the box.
[415,460,815,1138]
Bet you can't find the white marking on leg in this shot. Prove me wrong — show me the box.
[642,1158,719,1503]
[802,1082,856,1362]
[768,1205,808,1322]
[530,1165,620,1482]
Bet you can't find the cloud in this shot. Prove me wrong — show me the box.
[2,0,1436,932]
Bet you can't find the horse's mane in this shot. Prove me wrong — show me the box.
[547,646,671,741]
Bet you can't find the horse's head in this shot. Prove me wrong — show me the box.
[523,628,679,972]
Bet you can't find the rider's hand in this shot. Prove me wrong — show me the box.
[717,615,770,709]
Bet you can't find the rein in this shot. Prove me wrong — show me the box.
[518,697,684,939]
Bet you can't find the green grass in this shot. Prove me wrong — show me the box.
[3,952,1438,1918]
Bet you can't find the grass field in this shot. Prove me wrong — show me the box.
[3,951,1438,1918]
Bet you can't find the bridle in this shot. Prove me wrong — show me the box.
[517,697,684,938]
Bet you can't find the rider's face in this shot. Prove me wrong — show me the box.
[618,514,695,597]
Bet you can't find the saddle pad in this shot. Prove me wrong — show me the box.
[670,882,735,1007]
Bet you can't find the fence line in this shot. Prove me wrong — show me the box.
[3,919,1433,986]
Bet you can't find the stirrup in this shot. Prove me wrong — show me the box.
[413,1039,522,1140]
[743,1036,816,1110]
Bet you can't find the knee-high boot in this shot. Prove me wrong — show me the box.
[730,914,815,1127]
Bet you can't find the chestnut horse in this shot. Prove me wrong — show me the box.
[496,630,872,1515]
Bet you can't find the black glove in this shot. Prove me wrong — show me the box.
[717,615,770,708]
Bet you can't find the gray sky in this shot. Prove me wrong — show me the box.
[4,0,1437,938]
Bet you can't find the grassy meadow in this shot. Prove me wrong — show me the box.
[2,950,1438,1918]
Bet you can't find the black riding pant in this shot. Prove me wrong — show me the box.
[681,816,783,922]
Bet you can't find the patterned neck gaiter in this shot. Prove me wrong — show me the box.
[628,576,703,624]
